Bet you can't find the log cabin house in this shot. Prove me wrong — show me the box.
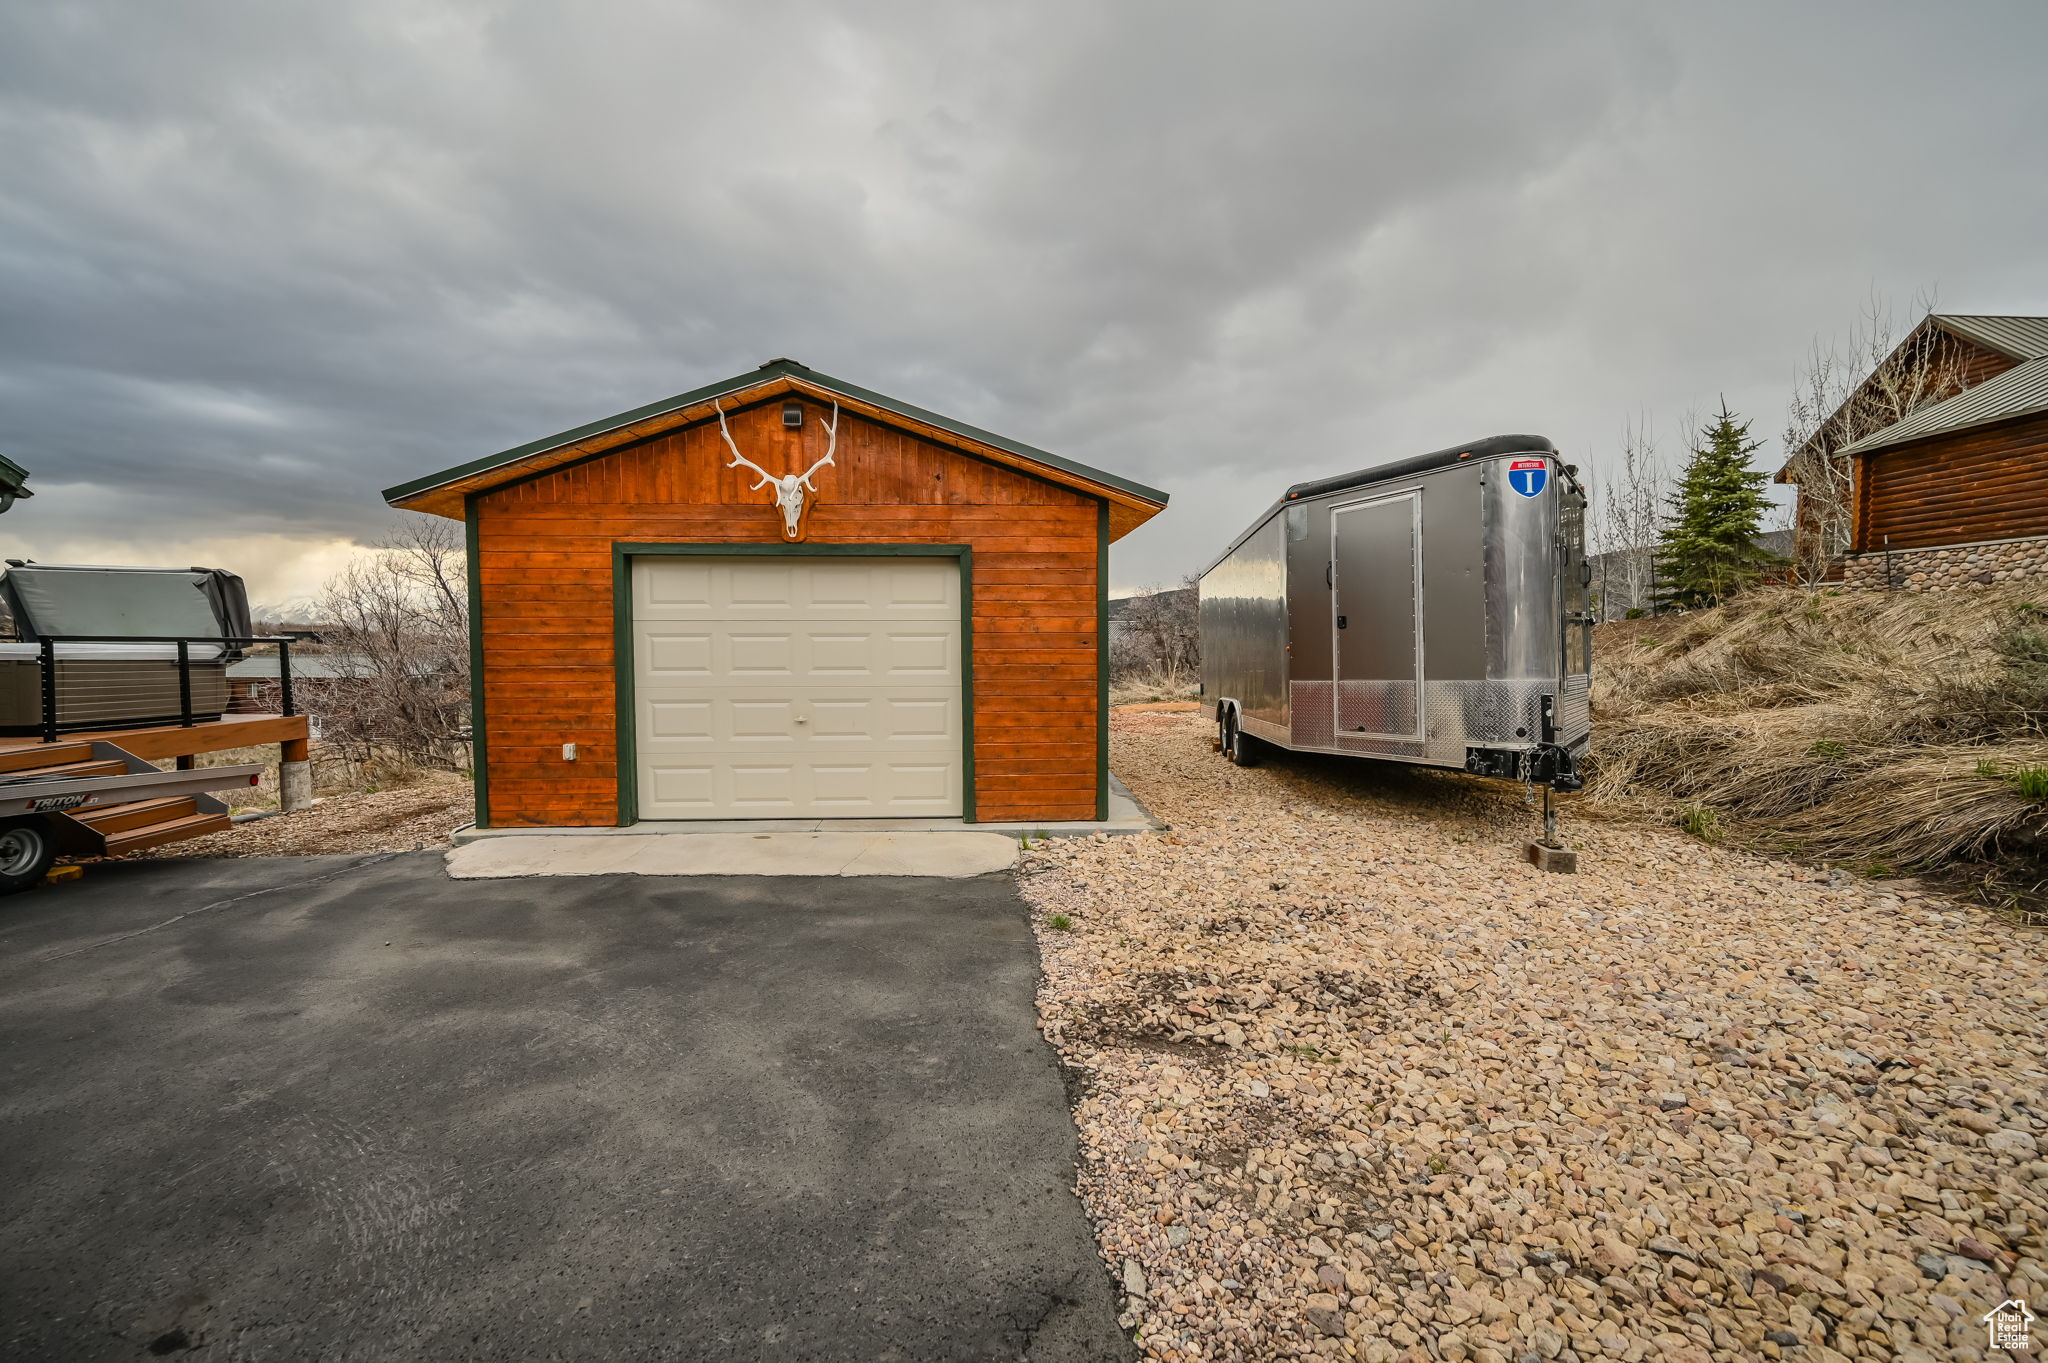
[1777,314,2048,589]
[382,359,1168,829]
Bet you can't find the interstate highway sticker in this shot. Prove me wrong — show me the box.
[1507,458,1549,498]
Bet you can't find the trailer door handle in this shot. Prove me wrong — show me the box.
[1336,615,1347,629]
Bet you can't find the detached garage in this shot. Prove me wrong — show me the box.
[383,359,1168,828]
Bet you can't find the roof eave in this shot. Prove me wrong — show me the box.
[1838,403,2048,458]
[382,361,1167,539]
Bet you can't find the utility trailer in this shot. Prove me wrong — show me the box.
[0,744,264,892]
[0,560,301,894]
[1199,434,1592,822]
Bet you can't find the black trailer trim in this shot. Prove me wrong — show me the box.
[1200,435,1556,578]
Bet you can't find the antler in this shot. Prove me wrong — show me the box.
[795,402,839,491]
[715,400,776,489]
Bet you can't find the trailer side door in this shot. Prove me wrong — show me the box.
[1330,491,1424,742]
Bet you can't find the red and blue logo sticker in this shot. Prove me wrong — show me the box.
[1507,458,1549,498]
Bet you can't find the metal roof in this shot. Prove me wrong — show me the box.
[1837,355,2048,456]
[380,357,1169,510]
[228,654,368,680]
[1931,314,2048,361]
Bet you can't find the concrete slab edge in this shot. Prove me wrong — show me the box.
[449,773,1167,846]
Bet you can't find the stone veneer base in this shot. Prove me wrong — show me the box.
[1841,534,2048,591]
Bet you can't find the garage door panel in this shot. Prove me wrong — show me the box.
[644,632,713,677]
[729,699,799,741]
[809,697,872,740]
[635,557,963,819]
[883,632,955,676]
[640,561,714,609]
[808,633,873,674]
[812,763,876,805]
[648,764,716,809]
[885,697,953,740]
[887,763,954,806]
[726,632,797,676]
[885,569,953,609]
[729,763,801,807]
[727,563,796,608]
[806,567,873,608]
[646,700,714,741]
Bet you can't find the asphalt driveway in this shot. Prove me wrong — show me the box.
[0,853,1130,1362]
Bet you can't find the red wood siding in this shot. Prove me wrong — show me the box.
[1854,409,2048,552]
[473,398,1102,826]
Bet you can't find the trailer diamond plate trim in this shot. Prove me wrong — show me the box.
[1334,680,1417,741]
[1283,679,1568,766]
[1290,681,1334,747]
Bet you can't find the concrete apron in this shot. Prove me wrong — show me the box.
[446,830,1021,880]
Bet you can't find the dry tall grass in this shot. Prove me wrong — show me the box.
[1109,663,1201,706]
[1590,585,2048,875]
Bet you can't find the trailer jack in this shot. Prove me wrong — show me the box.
[1526,746,1581,873]
[1463,744,1582,872]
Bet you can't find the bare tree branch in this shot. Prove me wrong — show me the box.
[1782,287,1968,585]
[309,518,470,773]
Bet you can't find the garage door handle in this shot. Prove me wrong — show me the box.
[795,716,808,724]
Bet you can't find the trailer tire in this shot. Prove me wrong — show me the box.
[0,817,57,895]
[1225,710,1262,767]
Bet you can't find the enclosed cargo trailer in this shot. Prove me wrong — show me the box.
[1199,434,1591,791]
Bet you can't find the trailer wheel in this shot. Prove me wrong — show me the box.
[1224,710,1261,767]
[0,817,57,895]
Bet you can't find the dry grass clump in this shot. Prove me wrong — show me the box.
[1110,663,1201,706]
[1591,584,2048,878]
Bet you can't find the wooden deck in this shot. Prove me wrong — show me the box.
[0,712,309,762]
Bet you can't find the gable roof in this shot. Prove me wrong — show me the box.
[1769,313,2039,476]
[381,358,1169,540]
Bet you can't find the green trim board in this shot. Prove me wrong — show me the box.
[464,495,490,829]
[1096,498,1110,821]
[382,358,1169,509]
[609,543,977,826]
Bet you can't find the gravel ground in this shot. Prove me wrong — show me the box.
[1024,711,2048,1363]
[124,777,473,858]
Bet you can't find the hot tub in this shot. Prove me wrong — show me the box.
[0,642,227,734]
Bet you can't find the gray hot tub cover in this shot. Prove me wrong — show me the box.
[0,563,253,649]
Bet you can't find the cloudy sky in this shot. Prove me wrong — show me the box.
[4,0,2045,602]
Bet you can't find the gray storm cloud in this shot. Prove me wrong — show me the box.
[1,0,2044,597]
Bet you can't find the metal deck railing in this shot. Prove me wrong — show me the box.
[20,635,298,741]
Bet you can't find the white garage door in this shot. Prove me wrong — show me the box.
[632,556,964,819]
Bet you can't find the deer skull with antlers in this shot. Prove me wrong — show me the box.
[716,399,838,540]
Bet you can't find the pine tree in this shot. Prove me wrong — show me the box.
[1651,402,1783,610]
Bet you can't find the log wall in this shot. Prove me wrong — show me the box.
[1854,409,2048,553]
